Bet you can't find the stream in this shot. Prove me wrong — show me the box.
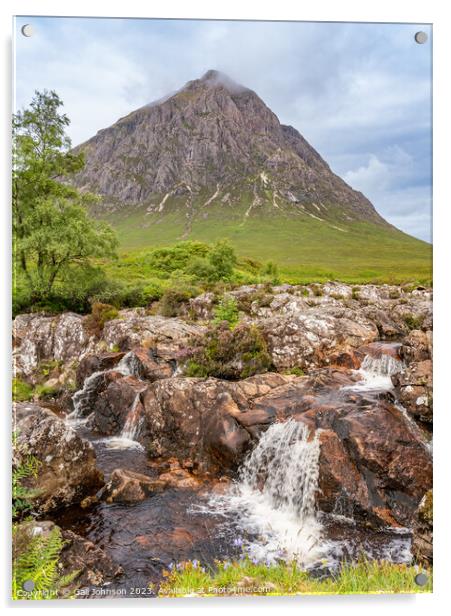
[53,342,427,596]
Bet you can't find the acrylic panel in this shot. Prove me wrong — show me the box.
[12,16,432,600]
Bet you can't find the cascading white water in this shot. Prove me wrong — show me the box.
[68,351,145,449]
[68,352,140,422]
[115,352,141,378]
[344,353,404,392]
[98,393,145,451]
[196,419,326,566]
[67,370,105,423]
[120,394,144,441]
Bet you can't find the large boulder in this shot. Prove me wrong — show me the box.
[259,311,378,371]
[89,375,147,436]
[141,373,293,471]
[399,329,432,363]
[243,371,432,526]
[13,313,90,379]
[101,311,204,358]
[14,403,103,513]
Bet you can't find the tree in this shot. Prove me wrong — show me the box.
[209,240,237,281]
[13,90,118,302]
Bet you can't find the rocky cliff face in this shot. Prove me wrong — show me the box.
[70,70,388,229]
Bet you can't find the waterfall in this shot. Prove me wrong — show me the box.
[239,420,320,522]
[195,419,326,566]
[120,394,143,441]
[344,352,404,392]
[360,353,404,377]
[67,371,105,421]
[68,352,140,421]
[115,352,141,378]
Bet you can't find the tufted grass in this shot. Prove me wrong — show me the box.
[158,557,432,597]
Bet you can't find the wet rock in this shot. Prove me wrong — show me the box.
[327,400,432,525]
[14,403,103,514]
[73,369,125,419]
[117,347,174,381]
[356,341,402,362]
[412,489,433,565]
[392,360,433,423]
[60,529,123,589]
[246,371,431,526]
[89,375,147,435]
[317,430,371,520]
[203,397,251,468]
[99,468,165,503]
[76,352,125,388]
[157,458,202,489]
[141,374,293,471]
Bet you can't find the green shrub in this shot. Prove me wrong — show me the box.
[185,257,219,282]
[284,367,305,376]
[84,302,119,336]
[311,284,324,297]
[12,378,33,402]
[213,296,240,328]
[209,240,237,281]
[403,313,424,331]
[185,323,272,379]
[34,384,59,398]
[158,287,197,318]
[262,261,281,284]
[352,287,361,300]
[146,241,210,274]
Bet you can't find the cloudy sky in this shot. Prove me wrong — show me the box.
[14,17,432,241]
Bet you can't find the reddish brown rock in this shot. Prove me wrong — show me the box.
[317,430,371,521]
[90,375,147,435]
[60,529,123,589]
[76,352,125,388]
[412,489,433,565]
[14,403,103,514]
[99,468,164,504]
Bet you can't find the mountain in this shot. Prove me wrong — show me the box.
[69,70,431,281]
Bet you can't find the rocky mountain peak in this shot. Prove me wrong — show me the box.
[70,70,390,229]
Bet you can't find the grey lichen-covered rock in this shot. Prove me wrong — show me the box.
[13,312,90,379]
[14,402,103,513]
[13,309,204,381]
[392,359,433,423]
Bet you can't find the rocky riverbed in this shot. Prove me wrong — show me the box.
[12,282,433,597]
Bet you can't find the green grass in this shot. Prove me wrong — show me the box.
[105,200,432,285]
[158,557,432,597]
[12,377,34,402]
